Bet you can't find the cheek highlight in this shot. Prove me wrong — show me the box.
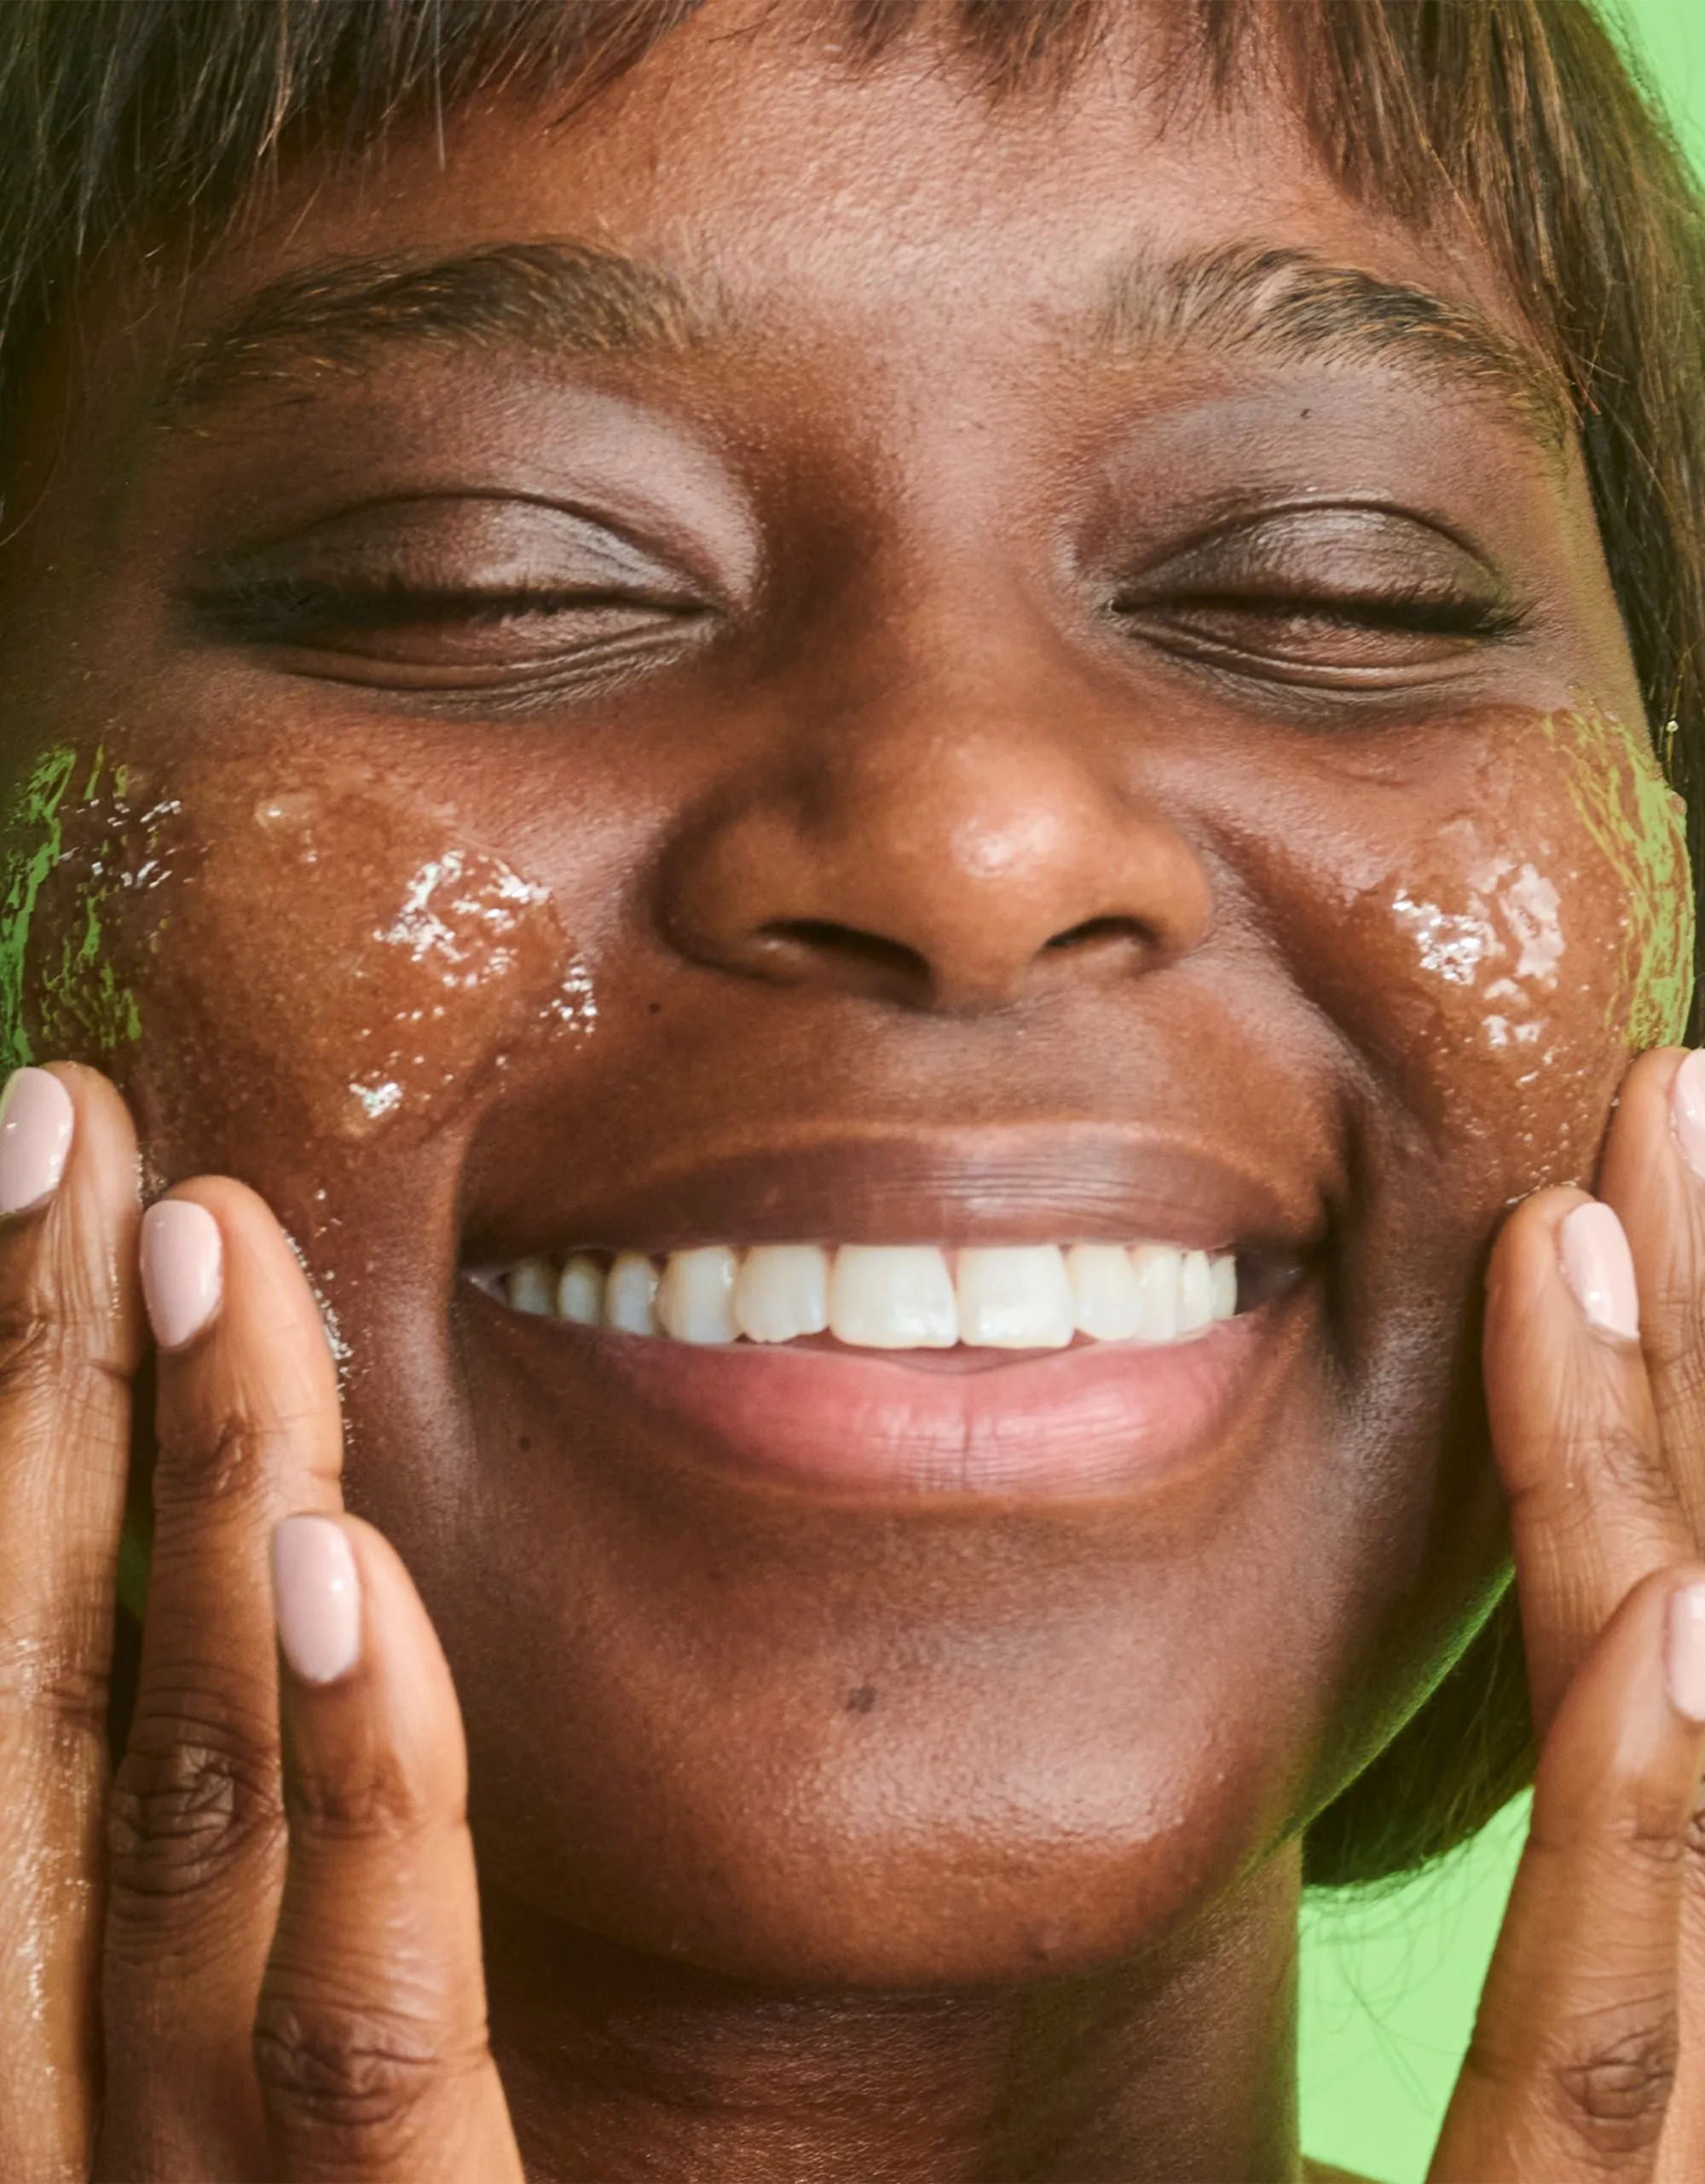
[1379,706,1692,1076]
[239,788,598,1141]
[3,748,598,1153]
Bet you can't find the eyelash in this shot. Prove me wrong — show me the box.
[1120,581,1523,637]
[197,575,680,638]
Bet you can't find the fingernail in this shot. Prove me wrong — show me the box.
[1666,1580,1705,1723]
[0,1068,74,1216]
[1559,1200,1639,1339]
[1673,1049,1705,1179]
[140,1199,223,1349]
[271,1517,361,1685]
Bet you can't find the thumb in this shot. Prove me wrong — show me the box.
[256,1514,523,2184]
[1430,1563,1705,2183]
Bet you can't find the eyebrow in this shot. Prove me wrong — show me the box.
[159,232,1570,454]
[157,238,703,420]
[1092,242,1570,448]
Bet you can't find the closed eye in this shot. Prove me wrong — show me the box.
[182,493,715,690]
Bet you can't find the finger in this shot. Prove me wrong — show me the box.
[0,1066,142,2183]
[1595,1047,1705,2181]
[1486,1187,1690,1730]
[100,1179,344,2181]
[1430,1564,1705,2183]
[1598,1047,1705,1544]
[257,1515,521,2184]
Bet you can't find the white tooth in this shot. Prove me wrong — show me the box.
[604,1251,661,1335]
[468,1267,506,1300]
[956,1245,1075,1349]
[829,1245,957,1348]
[1210,1253,1239,1321]
[1177,1249,1215,1334]
[735,1245,829,1343]
[1128,1244,1182,1343]
[656,1246,740,1343]
[1065,1243,1142,1341]
[557,1253,604,1326]
[506,1257,557,1315]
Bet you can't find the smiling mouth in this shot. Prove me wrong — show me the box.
[471,1239,1242,1350]
[465,1243,1300,1499]
[458,1128,1318,1496]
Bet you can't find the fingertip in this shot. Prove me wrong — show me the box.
[1663,1569,1705,1725]
[140,1195,223,1350]
[1540,1561,1705,1802]
[1482,1184,1590,1319]
[1558,1199,1639,1341]
[272,1513,361,1687]
[0,1066,74,1216]
[275,1513,457,1719]
[273,1513,469,1830]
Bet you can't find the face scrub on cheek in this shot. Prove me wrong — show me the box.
[1539,704,1696,1049]
[0,751,599,1154]
[1383,707,1691,1071]
[236,783,598,1146]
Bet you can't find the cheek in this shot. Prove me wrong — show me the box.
[1328,706,1691,1193]
[3,747,599,1153]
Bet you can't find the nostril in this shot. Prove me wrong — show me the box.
[754,919,933,992]
[1043,915,1149,954]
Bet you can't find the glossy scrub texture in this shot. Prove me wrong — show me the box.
[1542,703,1695,1049]
[3,754,596,1155]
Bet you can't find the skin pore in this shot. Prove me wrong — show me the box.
[0,4,1693,2177]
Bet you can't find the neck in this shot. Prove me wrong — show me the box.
[482,1845,1305,2184]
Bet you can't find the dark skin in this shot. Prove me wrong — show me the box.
[0,3,1702,2178]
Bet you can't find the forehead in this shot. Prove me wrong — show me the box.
[161,3,1528,388]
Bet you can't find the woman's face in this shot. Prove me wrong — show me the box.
[0,4,1687,1981]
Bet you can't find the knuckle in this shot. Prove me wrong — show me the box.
[1645,1305,1705,1390]
[253,2000,479,2164]
[291,1746,432,1843]
[1685,1782,1705,1869]
[1547,2002,1678,2162]
[149,1414,269,1510]
[0,1303,61,1414]
[1606,1785,1693,1874]
[0,1311,125,1482]
[1583,1418,1675,1513]
[107,1707,281,1907]
[0,1626,111,1746]
[151,1397,332,1512]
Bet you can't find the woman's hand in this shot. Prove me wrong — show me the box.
[0,1064,521,2182]
[1432,1044,1705,2181]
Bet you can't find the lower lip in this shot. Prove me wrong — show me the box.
[584,1307,1291,1498]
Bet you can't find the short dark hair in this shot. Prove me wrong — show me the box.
[3,0,1699,1886]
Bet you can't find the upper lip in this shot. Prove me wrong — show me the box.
[459,1124,1328,1266]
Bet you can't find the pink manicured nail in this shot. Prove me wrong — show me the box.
[140,1199,223,1349]
[0,1068,74,1216]
[1666,1581,1705,1724]
[271,1517,361,1685]
[1559,1200,1639,1340]
[1672,1049,1705,1179]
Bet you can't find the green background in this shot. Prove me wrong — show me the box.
[1298,8,1705,2175]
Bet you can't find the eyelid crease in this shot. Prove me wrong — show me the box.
[197,488,687,575]
[1123,495,1505,575]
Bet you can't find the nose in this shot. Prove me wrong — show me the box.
[659,639,1214,1014]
